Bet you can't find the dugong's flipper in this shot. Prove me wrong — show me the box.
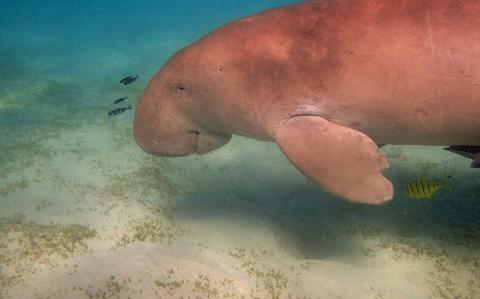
[275,116,392,204]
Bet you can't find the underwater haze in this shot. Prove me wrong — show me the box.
[1,1,480,298]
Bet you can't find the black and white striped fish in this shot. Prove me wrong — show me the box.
[113,97,127,104]
[108,105,132,117]
[120,75,139,85]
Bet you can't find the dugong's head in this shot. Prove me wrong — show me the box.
[133,45,233,157]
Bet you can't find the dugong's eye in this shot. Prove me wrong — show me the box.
[175,85,185,92]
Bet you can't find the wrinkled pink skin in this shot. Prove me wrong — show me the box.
[134,0,480,203]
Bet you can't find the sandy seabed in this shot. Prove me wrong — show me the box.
[1,78,479,298]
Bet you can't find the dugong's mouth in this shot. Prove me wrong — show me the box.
[135,128,231,157]
[193,130,232,155]
[190,130,200,153]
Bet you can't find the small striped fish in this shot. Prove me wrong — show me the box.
[108,105,132,117]
[113,97,127,104]
[120,75,139,85]
[406,179,446,199]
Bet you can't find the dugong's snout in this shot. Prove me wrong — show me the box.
[134,118,231,157]
[133,106,195,157]
[133,93,231,157]
[134,122,198,157]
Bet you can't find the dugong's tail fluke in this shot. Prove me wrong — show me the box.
[474,158,480,169]
[444,146,480,168]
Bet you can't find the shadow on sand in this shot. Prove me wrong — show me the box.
[169,141,480,261]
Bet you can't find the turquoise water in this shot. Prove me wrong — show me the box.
[1,1,479,298]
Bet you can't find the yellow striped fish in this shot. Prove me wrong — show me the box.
[406,179,446,199]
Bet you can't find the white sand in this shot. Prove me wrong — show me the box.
[1,118,479,298]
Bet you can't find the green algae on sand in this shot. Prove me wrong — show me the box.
[0,215,96,289]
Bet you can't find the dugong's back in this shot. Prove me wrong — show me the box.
[209,0,480,145]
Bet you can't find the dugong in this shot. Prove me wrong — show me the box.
[134,0,480,204]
